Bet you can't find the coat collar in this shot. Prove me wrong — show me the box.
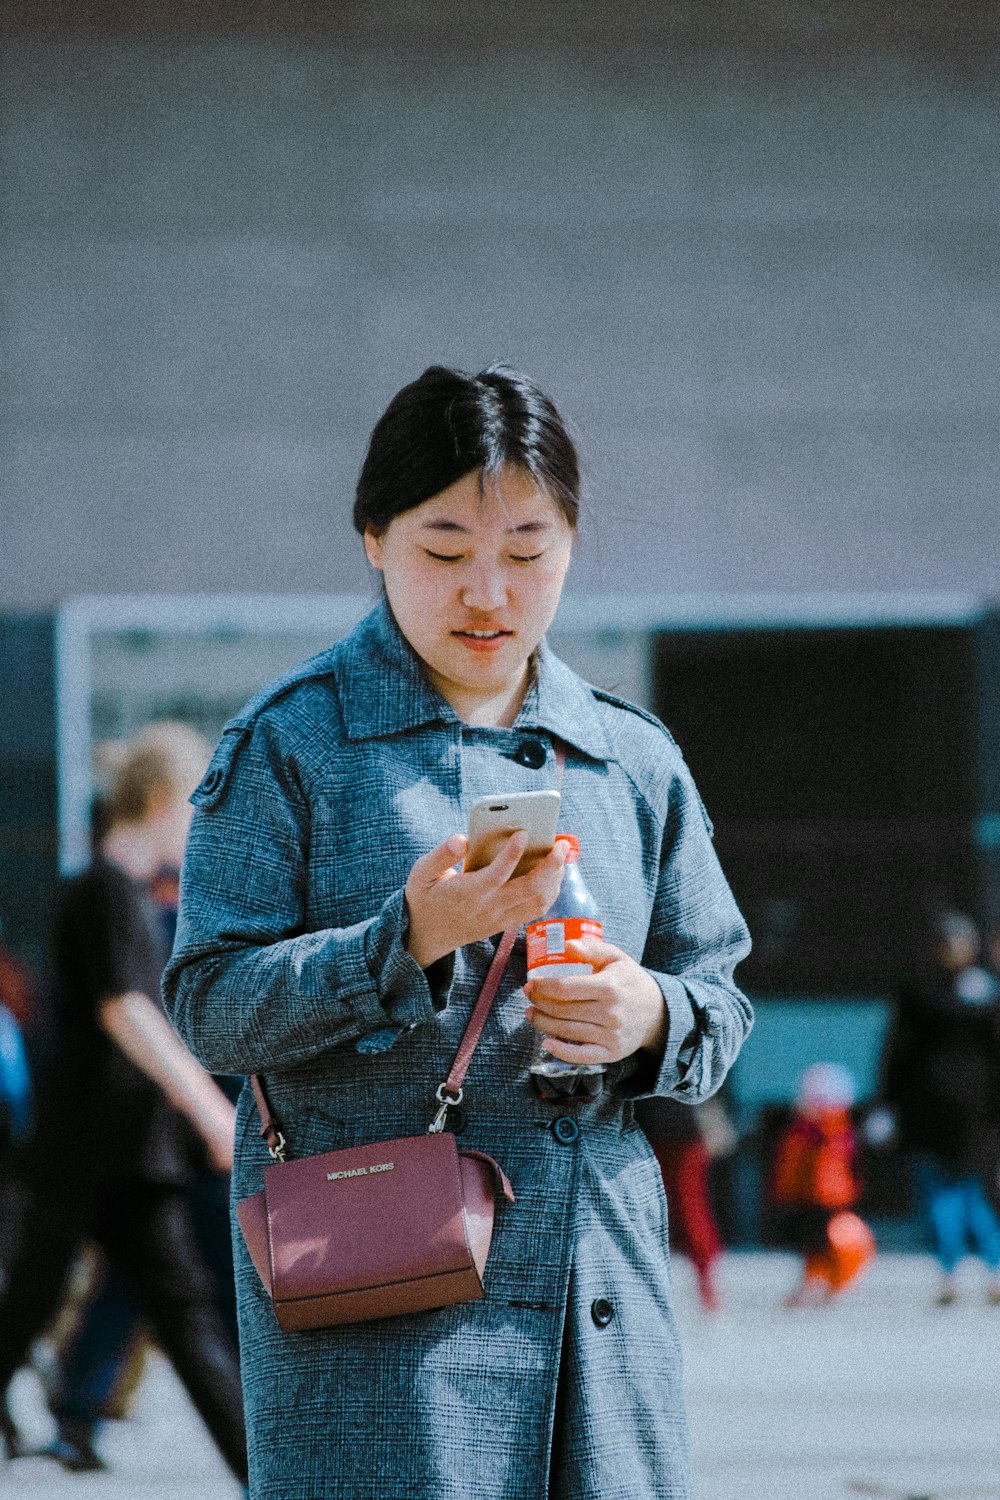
[337,601,613,762]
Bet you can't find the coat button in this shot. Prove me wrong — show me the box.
[551,1115,579,1144]
[513,739,547,770]
[591,1297,615,1328]
[201,767,222,793]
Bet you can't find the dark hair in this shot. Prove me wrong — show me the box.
[353,364,580,534]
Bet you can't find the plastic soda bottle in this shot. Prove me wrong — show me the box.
[526,834,606,1095]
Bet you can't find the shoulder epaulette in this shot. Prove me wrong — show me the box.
[589,687,684,753]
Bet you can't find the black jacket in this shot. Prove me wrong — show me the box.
[881,966,1000,1177]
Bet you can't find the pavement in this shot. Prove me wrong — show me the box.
[681,1253,1000,1500]
[3,1253,998,1499]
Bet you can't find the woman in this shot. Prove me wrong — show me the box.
[0,723,247,1485]
[164,364,753,1500]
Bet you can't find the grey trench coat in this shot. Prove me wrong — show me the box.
[163,602,752,1500]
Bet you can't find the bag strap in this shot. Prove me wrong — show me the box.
[251,1074,287,1161]
[253,741,567,1153]
[427,925,519,1132]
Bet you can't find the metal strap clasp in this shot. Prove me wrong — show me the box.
[268,1131,287,1162]
[428,1083,463,1135]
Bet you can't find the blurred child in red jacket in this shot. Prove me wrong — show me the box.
[771,1063,876,1306]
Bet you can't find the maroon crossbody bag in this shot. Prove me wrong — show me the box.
[236,932,518,1331]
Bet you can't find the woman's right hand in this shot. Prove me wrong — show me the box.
[404,833,568,969]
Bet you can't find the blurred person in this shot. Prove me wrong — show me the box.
[163,363,753,1500]
[36,855,243,1469]
[0,723,247,1484]
[771,1063,875,1307]
[879,910,1000,1306]
[637,1095,734,1313]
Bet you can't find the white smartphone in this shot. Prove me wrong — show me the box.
[464,790,561,876]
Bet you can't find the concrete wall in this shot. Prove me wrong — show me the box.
[2,3,998,608]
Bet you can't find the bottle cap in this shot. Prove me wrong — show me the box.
[555,833,579,862]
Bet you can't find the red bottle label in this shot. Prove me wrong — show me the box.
[526,917,603,972]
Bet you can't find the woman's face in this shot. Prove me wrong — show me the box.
[364,464,574,723]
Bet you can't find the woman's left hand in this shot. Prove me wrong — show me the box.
[523,936,667,1067]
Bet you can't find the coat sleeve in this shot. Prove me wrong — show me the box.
[629,761,753,1103]
[161,719,448,1076]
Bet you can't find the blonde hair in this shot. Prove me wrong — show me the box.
[95,721,212,827]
